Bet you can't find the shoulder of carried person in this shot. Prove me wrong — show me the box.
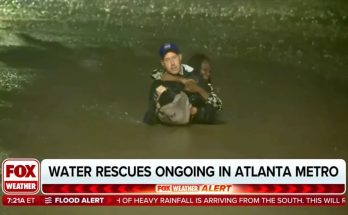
[182,64,194,73]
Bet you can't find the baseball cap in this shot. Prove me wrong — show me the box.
[159,43,180,59]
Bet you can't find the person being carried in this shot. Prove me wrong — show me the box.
[186,53,223,117]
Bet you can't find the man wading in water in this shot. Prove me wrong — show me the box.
[143,43,222,125]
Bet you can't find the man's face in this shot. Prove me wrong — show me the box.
[161,52,182,75]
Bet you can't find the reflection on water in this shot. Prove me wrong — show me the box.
[0,0,347,214]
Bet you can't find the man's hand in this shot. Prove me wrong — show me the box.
[156,85,167,96]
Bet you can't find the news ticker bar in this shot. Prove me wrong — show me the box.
[2,195,346,206]
[41,184,345,194]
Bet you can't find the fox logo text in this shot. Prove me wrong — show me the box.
[2,159,40,194]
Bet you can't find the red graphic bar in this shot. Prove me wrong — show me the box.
[2,195,346,206]
[41,184,345,194]
[42,184,156,194]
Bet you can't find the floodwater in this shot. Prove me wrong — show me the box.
[0,0,347,214]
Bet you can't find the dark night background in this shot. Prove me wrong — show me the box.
[0,0,347,214]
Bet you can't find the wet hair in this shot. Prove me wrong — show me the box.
[187,54,212,83]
